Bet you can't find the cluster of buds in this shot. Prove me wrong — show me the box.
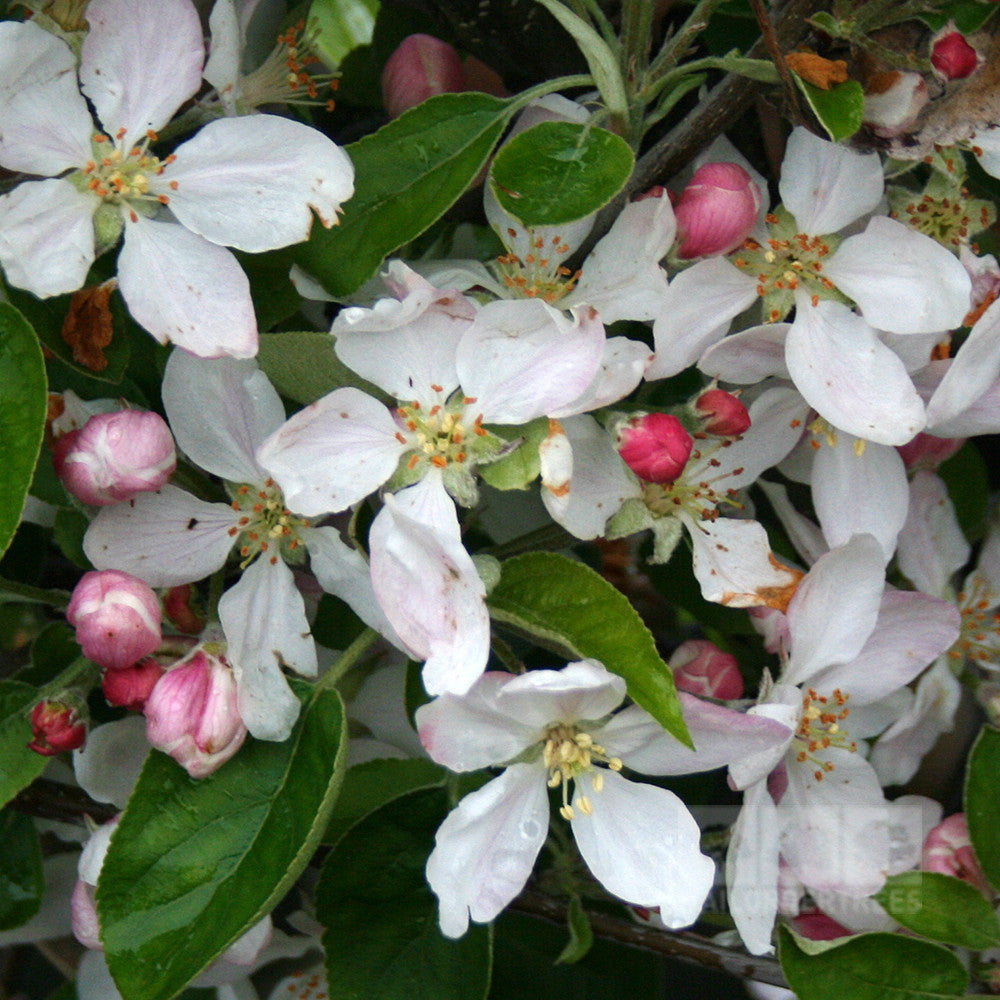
[52,404,175,507]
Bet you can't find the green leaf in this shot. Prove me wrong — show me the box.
[778,926,968,1000]
[874,870,1000,949]
[0,680,48,809]
[919,0,997,33]
[939,441,989,542]
[233,248,303,333]
[488,552,690,747]
[98,686,348,1000]
[0,808,43,930]
[308,0,379,65]
[53,507,92,570]
[322,756,447,845]
[16,622,81,688]
[478,418,550,491]
[489,121,634,229]
[294,92,514,297]
[257,331,388,405]
[317,787,492,1000]
[0,304,48,560]
[965,724,1000,891]
[793,77,865,142]
[555,893,593,964]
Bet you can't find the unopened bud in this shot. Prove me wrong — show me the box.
[693,388,751,436]
[896,433,964,471]
[673,162,761,258]
[53,408,175,506]
[863,71,929,136]
[144,651,247,778]
[67,570,162,671]
[381,34,465,118]
[931,31,980,80]
[102,656,165,711]
[670,639,744,699]
[922,813,992,896]
[72,815,119,950]
[28,699,86,755]
[617,412,693,484]
[163,584,206,635]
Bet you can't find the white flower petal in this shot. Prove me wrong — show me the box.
[257,387,405,516]
[117,215,257,358]
[897,471,970,596]
[699,324,791,383]
[203,0,242,101]
[778,127,883,236]
[163,349,284,483]
[759,480,828,567]
[551,336,652,418]
[496,659,626,728]
[826,217,971,333]
[160,115,355,250]
[571,770,714,928]
[73,717,150,808]
[0,179,97,297]
[427,764,548,937]
[81,0,204,140]
[84,485,237,587]
[219,558,315,741]
[785,300,926,445]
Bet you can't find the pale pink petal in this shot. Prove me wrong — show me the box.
[117,215,257,358]
[219,558,314,741]
[897,471,969,596]
[783,534,885,686]
[0,22,92,175]
[648,256,758,379]
[727,780,780,954]
[416,673,540,771]
[162,350,284,484]
[809,590,959,704]
[758,480,828,566]
[369,473,490,696]
[427,764,548,937]
[203,0,241,105]
[973,127,1000,180]
[84,485,237,587]
[926,296,1000,427]
[257,388,405,516]
[778,127,883,236]
[928,375,1000,437]
[699,324,791,383]
[785,300,925,445]
[779,749,889,896]
[159,115,355,250]
[826,217,971,333]
[571,770,714,927]
[811,437,908,561]
[567,195,674,323]
[73,717,149,809]
[496,660,626,728]
[458,301,605,424]
[81,0,203,140]
[0,179,97,297]
[551,337,653,417]
[729,693,802,790]
[680,512,803,610]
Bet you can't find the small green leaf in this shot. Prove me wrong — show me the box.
[778,925,969,1000]
[322,756,447,845]
[875,870,1000,949]
[53,508,92,570]
[0,808,43,930]
[257,331,388,405]
[478,418,550,491]
[317,787,492,1000]
[555,894,593,964]
[0,304,48,560]
[233,248,303,333]
[295,93,515,297]
[0,681,49,809]
[489,121,634,229]
[98,686,348,1000]
[919,0,997,33]
[793,77,865,142]
[308,0,379,66]
[965,724,1000,891]
[939,441,989,542]
[488,552,690,746]
[17,622,81,688]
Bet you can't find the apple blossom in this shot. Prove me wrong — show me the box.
[673,161,762,258]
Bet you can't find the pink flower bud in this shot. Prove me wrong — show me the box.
[617,412,693,484]
[28,699,87,755]
[896,433,964,471]
[163,584,206,635]
[931,32,980,80]
[52,409,175,506]
[144,651,247,778]
[67,570,162,671]
[381,34,466,118]
[102,656,165,711]
[693,388,751,436]
[72,815,119,949]
[669,639,744,699]
[673,162,761,258]
[922,813,992,896]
